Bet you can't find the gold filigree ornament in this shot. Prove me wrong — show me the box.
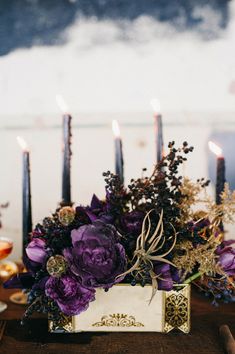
[117,209,177,302]
[163,284,191,333]
[92,314,144,328]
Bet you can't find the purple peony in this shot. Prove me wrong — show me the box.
[216,240,235,277]
[26,238,47,264]
[64,221,127,289]
[45,274,95,316]
[154,263,179,291]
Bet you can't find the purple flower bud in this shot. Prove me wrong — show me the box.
[216,240,235,276]
[26,238,47,264]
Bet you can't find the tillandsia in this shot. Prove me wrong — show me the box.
[117,209,177,302]
[3,141,235,323]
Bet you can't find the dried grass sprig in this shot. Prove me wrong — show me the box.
[177,177,209,224]
[178,179,235,229]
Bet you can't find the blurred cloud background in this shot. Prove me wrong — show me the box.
[0,0,234,259]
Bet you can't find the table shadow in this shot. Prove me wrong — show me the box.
[5,318,107,345]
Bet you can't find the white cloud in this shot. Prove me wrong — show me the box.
[0,2,235,120]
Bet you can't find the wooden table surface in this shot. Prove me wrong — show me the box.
[0,286,234,354]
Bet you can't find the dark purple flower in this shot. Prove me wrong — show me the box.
[64,221,127,289]
[76,194,114,224]
[90,194,104,210]
[26,238,47,264]
[45,274,95,316]
[154,263,179,291]
[216,240,235,277]
[4,272,34,289]
[121,211,144,234]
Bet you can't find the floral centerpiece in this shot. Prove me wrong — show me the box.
[5,142,235,333]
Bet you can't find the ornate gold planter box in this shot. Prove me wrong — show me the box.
[49,284,190,334]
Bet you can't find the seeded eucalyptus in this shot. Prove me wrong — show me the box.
[103,142,194,255]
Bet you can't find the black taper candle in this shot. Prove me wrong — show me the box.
[216,156,226,205]
[62,114,72,206]
[112,120,124,185]
[155,113,164,164]
[19,140,32,252]
[115,137,124,185]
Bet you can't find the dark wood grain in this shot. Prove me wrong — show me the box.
[0,286,234,354]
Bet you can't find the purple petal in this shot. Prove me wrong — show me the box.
[85,210,99,223]
[71,226,87,246]
[90,194,103,209]
[4,272,34,289]
[220,253,235,270]
[154,263,174,291]
[158,277,173,291]
[26,238,47,263]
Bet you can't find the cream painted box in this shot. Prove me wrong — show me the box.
[49,284,190,333]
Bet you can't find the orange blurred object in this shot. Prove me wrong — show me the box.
[0,238,13,260]
[0,260,18,282]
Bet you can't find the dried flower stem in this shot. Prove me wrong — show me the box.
[184,272,202,284]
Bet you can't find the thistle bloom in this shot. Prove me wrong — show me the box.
[64,221,127,289]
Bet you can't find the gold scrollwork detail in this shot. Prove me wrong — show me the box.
[163,284,190,333]
[92,313,144,328]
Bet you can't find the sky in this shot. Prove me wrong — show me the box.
[0,0,235,120]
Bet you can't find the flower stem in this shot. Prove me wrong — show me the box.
[184,272,202,284]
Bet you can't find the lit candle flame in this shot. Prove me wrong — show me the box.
[208,141,223,157]
[112,120,121,138]
[56,94,69,114]
[150,98,161,114]
[17,136,29,151]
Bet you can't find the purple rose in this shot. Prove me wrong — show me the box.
[121,211,144,235]
[154,263,179,291]
[45,274,95,316]
[26,238,47,264]
[216,240,235,277]
[64,221,127,289]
